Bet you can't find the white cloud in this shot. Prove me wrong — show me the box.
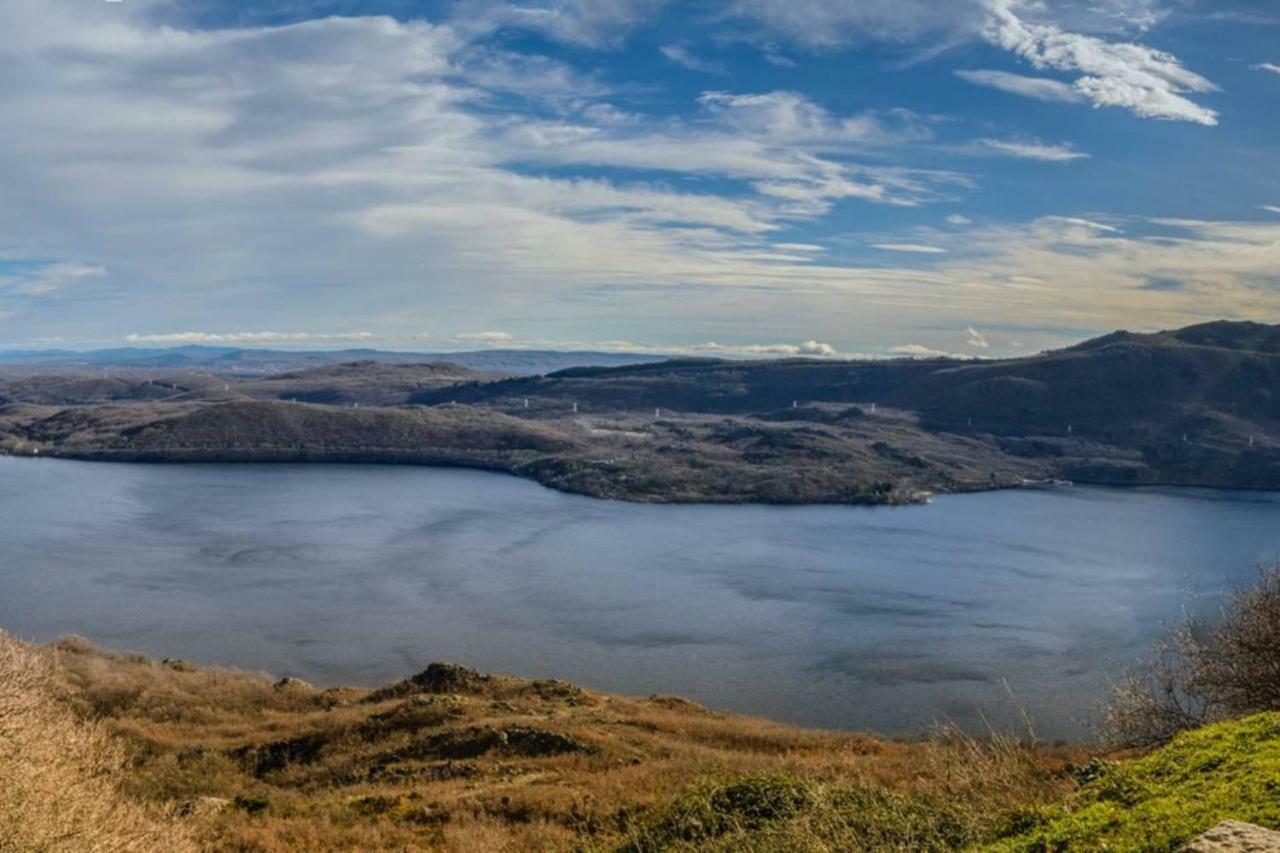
[965,326,990,348]
[916,215,1280,335]
[982,0,1219,125]
[726,2,1215,124]
[0,0,1271,359]
[693,339,839,357]
[889,343,954,357]
[454,331,518,343]
[659,43,725,74]
[726,0,1177,51]
[955,69,1086,103]
[1062,0,1167,31]
[0,1,980,348]
[978,138,1090,161]
[439,333,845,358]
[6,263,106,297]
[493,91,965,216]
[1252,63,1280,75]
[871,243,948,254]
[695,90,921,146]
[946,214,973,225]
[1263,206,1280,215]
[760,45,798,67]
[725,0,983,49]
[455,0,667,47]
[1058,216,1120,232]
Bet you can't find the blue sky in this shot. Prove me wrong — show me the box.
[1,0,1278,357]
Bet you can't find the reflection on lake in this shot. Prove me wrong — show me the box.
[2,456,1277,738]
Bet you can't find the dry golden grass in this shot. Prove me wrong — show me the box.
[0,631,194,853]
[1,637,1091,851]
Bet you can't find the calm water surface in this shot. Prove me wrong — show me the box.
[2,456,1278,738]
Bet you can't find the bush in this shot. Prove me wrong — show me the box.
[616,773,975,852]
[1107,562,1280,747]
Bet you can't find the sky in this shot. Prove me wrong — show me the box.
[0,0,1278,358]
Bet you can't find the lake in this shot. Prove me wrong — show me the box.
[2,456,1278,739]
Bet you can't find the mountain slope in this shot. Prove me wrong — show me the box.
[2,321,1278,500]
[422,321,1280,434]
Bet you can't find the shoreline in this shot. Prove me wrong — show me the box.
[0,447,941,506]
[7,446,1280,505]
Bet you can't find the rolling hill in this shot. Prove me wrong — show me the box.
[1,321,1277,501]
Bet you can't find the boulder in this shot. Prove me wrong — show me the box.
[1182,821,1280,852]
[176,796,232,818]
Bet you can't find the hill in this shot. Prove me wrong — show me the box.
[1,321,1278,501]
[1,632,1081,851]
[413,320,1280,492]
[425,320,1280,431]
[6,631,1280,851]
[0,361,488,408]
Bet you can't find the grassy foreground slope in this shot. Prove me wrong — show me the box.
[4,630,1279,852]
[0,633,193,852]
[981,712,1280,852]
[7,632,1080,851]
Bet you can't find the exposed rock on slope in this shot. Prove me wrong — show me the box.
[1182,821,1280,852]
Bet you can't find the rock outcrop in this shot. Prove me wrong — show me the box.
[1183,821,1280,852]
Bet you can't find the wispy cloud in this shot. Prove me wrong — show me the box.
[454,331,518,343]
[955,69,1086,103]
[3,263,106,298]
[0,0,1267,359]
[1252,63,1280,75]
[724,0,982,50]
[693,339,839,357]
[982,0,1219,125]
[453,0,668,47]
[977,138,1090,161]
[660,43,725,74]
[871,243,948,254]
[889,343,966,358]
[452,332,846,358]
[1058,216,1120,232]
[0,2,975,345]
[726,1,1216,125]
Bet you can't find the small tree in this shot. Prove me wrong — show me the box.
[1107,562,1280,747]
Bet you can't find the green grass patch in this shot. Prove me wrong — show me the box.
[980,712,1280,852]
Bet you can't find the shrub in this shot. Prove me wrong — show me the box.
[1107,562,1280,747]
[616,773,974,852]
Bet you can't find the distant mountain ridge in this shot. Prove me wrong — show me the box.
[429,319,1280,430]
[1070,320,1280,354]
[0,345,667,376]
[1,320,1277,501]
[411,319,1280,490]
